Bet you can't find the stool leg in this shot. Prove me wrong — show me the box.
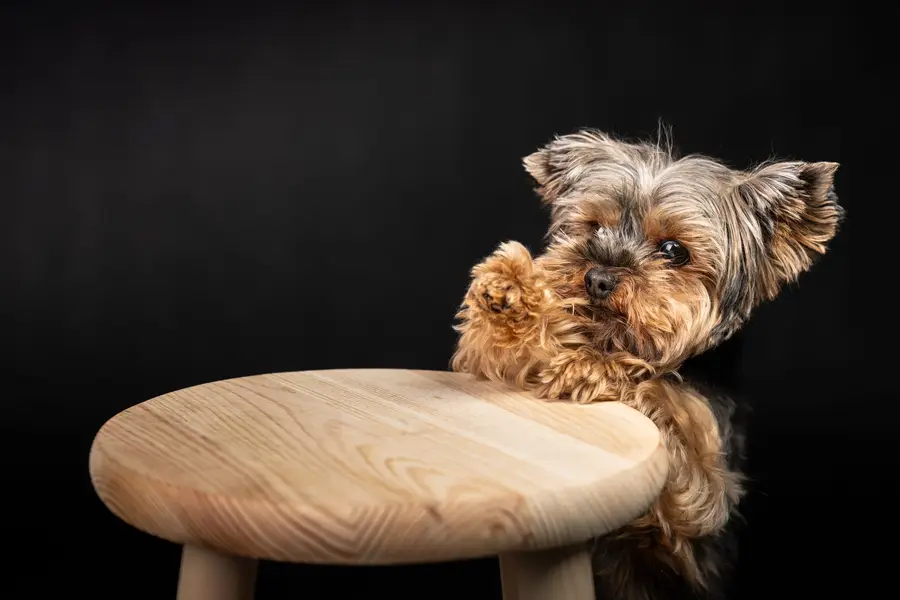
[176,544,258,600]
[499,543,594,600]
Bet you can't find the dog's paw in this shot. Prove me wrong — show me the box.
[465,241,543,319]
[471,272,523,315]
[535,349,625,404]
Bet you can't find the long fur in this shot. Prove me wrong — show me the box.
[450,128,843,598]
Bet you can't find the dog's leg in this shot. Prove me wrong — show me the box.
[534,347,655,404]
[591,378,745,598]
[451,241,586,387]
[626,379,744,540]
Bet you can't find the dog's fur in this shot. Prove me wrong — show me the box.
[450,128,843,599]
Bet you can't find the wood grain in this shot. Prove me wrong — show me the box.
[89,369,667,564]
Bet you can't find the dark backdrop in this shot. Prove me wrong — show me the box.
[1,2,892,599]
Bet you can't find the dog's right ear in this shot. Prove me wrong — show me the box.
[522,130,621,204]
[522,145,557,196]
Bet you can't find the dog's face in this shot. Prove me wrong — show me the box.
[524,130,844,368]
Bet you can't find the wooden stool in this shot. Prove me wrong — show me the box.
[89,369,667,599]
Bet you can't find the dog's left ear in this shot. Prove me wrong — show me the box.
[737,160,844,296]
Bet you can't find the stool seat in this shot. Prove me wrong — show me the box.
[89,369,668,598]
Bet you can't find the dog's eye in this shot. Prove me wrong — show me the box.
[658,240,690,266]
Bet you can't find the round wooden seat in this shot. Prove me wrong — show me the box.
[89,369,667,600]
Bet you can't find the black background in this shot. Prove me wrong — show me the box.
[1,1,893,598]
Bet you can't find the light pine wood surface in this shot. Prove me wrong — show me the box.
[89,368,667,566]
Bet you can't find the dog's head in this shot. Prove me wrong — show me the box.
[525,129,844,369]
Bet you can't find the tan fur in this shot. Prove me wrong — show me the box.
[451,127,843,597]
[615,379,744,584]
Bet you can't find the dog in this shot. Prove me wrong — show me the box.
[450,128,843,599]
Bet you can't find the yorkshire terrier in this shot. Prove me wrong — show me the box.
[450,128,843,599]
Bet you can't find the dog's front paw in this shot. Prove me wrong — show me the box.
[471,272,524,315]
[535,349,627,404]
[465,241,544,320]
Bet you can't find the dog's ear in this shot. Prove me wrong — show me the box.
[737,160,844,297]
[522,130,623,204]
[522,146,556,197]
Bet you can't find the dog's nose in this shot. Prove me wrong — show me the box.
[584,268,618,300]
